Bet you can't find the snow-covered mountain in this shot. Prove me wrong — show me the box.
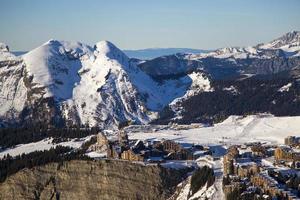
[258,31,300,57]
[0,40,211,128]
[1,31,300,128]
[136,32,300,124]
[123,48,210,59]
[139,31,300,80]
[193,31,300,59]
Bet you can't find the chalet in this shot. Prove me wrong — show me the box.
[121,149,144,161]
[251,145,267,157]
[224,155,234,175]
[162,140,183,152]
[165,148,193,160]
[251,171,299,200]
[284,136,300,146]
[90,132,109,153]
[275,147,300,162]
[234,158,260,178]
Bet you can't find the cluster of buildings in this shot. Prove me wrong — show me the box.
[89,131,210,163]
[285,136,300,147]
[223,136,300,200]
[275,147,300,165]
[89,131,300,199]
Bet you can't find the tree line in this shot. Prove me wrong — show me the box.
[0,126,100,149]
[0,145,92,183]
[154,77,300,125]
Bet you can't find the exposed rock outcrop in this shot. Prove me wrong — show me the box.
[0,160,189,200]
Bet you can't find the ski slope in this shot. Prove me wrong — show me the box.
[128,115,300,146]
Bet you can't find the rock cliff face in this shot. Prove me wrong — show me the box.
[0,160,188,200]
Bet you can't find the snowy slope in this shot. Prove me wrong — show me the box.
[0,44,27,120]
[0,136,93,159]
[0,40,210,128]
[23,40,93,100]
[0,43,17,61]
[21,40,154,127]
[128,115,300,145]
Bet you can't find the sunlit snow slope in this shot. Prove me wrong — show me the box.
[128,115,300,145]
[0,40,210,128]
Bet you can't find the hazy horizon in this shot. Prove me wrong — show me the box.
[1,0,300,51]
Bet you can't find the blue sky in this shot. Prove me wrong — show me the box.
[1,0,300,51]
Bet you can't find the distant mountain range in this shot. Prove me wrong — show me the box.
[1,31,300,128]
[123,48,210,59]
[13,48,210,60]
[139,31,300,80]
[12,51,27,56]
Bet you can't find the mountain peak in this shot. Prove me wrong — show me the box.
[275,30,300,44]
[95,41,123,55]
[95,40,115,50]
[259,31,300,49]
[94,40,129,64]
[284,30,300,38]
[44,39,61,45]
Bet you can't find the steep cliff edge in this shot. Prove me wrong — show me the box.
[0,160,189,200]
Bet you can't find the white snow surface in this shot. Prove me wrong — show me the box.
[0,136,93,159]
[278,83,292,92]
[223,85,239,95]
[128,115,300,146]
[0,44,27,117]
[0,43,17,62]
[22,40,93,99]
[85,151,107,158]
